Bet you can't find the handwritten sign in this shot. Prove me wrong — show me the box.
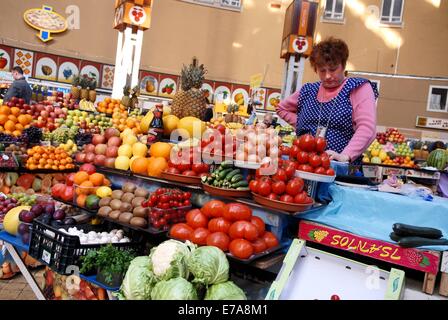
[416,116,448,131]
[299,221,440,274]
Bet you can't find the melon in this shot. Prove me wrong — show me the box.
[140,112,154,133]
[177,117,206,139]
[427,149,448,170]
[163,115,179,137]
[3,206,31,236]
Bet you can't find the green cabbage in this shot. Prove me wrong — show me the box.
[149,240,193,281]
[151,277,198,300]
[204,281,247,300]
[187,246,229,286]
[119,256,156,300]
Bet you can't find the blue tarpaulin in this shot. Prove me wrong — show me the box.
[300,184,448,251]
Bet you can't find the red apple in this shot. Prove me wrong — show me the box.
[104,158,116,168]
[75,153,87,163]
[104,128,120,140]
[85,153,96,164]
[95,144,107,155]
[84,144,95,154]
[106,146,118,158]
[94,155,106,167]
[80,163,96,175]
[92,134,106,145]
[107,136,122,148]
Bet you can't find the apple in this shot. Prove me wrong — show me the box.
[84,144,95,154]
[106,146,118,158]
[95,144,107,155]
[107,136,122,148]
[104,158,116,168]
[85,153,96,163]
[80,163,96,175]
[92,134,106,145]
[75,153,86,163]
[94,155,106,167]
[104,128,120,140]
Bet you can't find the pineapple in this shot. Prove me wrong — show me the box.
[71,76,80,100]
[172,57,207,120]
[130,85,140,109]
[79,76,89,101]
[121,86,131,108]
[88,79,97,102]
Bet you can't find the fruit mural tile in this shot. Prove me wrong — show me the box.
[34,52,59,81]
[251,87,267,110]
[201,80,215,103]
[231,84,250,108]
[140,71,159,96]
[101,65,115,90]
[13,48,34,77]
[158,74,178,97]
[0,45,13,71]
[58,56,80,83]
[80,60,101,83]
[214,82,232,103]
[266,88,281,111]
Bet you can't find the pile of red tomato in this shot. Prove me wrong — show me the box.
[165,147,210,177]
[169,200,279,259]
[250,160,313,204]
[289,134,335,176]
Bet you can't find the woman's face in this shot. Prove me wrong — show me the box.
[316,63,345,89]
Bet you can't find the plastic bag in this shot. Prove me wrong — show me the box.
[399,184,434,201]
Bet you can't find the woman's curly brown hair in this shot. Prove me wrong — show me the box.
[309,37,349,70]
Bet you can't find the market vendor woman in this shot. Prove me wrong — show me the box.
[277,37,379,163]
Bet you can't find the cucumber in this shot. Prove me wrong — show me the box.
[230,174,244,183]
[393,223,443,239]
[206,176,214,184]
[225,169,241,181]
[398,237,448,248]
[213,180,220,187]
[218,169,233,180]
[232,180,249,188]
[389,232,402,242]
[220,161,234,169]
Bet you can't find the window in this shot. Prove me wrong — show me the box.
[323,0,345,21]
[381,0,404,25]
[427,86,448,112]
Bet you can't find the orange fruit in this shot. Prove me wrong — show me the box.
[79,181,94,195]
[147,157,168,178]
[12,130,21,137]
[18,115,28,126]
[4,120,15,132]
[76,194,87,207]
[8,115,17,123]
[131,157,149,175]
[103,179,111,187]
[10,107,20,117]
[0,114,7,125]
[0,106,10,116]
[89,173,105,187]
[15,123,24,131]
[74,171,90,185]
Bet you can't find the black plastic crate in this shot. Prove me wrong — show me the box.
[29,218,145,275]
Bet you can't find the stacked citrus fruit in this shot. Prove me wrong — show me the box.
[96,98,126,115]
[0,106,33,136]
[26,146,75,170]
[112,111,142,134]
[73,171,112,207]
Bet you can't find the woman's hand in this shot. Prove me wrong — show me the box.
[326,150,350,163]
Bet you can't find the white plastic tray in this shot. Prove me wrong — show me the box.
[295,170,336,183]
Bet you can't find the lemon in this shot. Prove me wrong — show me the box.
[96,186,112,198]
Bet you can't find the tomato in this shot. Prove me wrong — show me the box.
[315,137,327,153]
[321,155,331,169]
[284,163,296,179]
[229,221,259,241]
[61,186,74,202]
[206,232,230,252]
[190,228,210,245]
[250,216,266,235]
[229,239,254,259]
[183,170,198,177]
[170,223,193,241]
[326,168,336,176]
[300,164,314,173]
[280,194,294,203]
[286,179,304,196]
[262,232,279,249]
[176,162,191,172]
[251,238,268,254]
[280,145,291,156]
[257,181,272,197]
[314,167,326,175]
[201,200,226,218]
[294,193,307,204]
[223,203,252,221]
[51,183,66,198]
[293,138,301,147]
[65,173,75,187]
[271,181,286,195]
[267,193,278,201]
[208,218,232,233]
[166,167,181,174]
[296,151,309,165]
[298,134,316,152]
[186,209,208,229]
[272,169,287,182]
[249,180,259,193]
[192,163,209,174]
[309,154,322,168]
[289,145,300,159]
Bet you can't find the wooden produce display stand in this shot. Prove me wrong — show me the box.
[298,220,448,296]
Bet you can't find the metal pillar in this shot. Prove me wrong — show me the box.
[112,27,144,99]
[281,54,306,100]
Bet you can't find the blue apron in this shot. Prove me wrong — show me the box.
[296,77,379,163]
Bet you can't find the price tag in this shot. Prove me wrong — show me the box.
[42,250,51,264]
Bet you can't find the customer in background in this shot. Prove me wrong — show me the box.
[4,67,32,104]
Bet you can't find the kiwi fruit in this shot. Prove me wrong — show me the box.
[112,190,124,200]
[131,197,146,208]
[99,197,112,207]
[110,199,122,211]
[130,217,147,228]
[98,206,112,217]
[119,212,133,224]
[133,206,148,218]
[109,210,122,220]
[134,188,149,198]
[120,202,133,213]
[121,192,135,203]
[122,182,137,193]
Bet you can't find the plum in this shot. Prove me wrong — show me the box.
[53,209,66,221]
[21,233,31,245]
[63,218,77,226]
[18,223,30,235]
[19,210,29,222]
[44,204,55,216]
[22,211,35,223]
[31,204,44,217]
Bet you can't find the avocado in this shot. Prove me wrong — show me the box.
[85,195,101,211]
